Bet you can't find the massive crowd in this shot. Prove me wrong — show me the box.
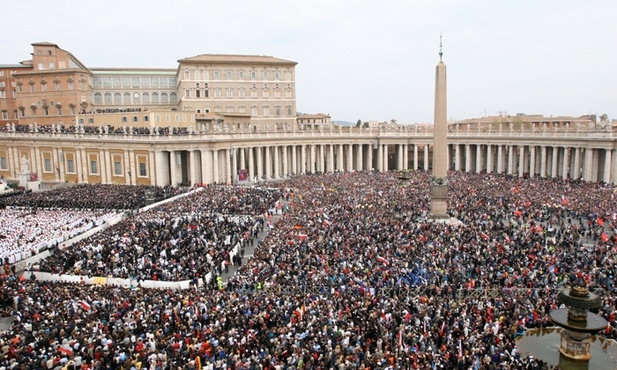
[0,171,615,370]
[34,186,281,282]
[1,184,188,211]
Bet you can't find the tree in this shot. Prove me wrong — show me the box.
[356,119,362,127]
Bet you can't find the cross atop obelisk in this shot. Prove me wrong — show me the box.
[430,35,449,218]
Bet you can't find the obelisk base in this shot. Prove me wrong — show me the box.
[430,185,448,219]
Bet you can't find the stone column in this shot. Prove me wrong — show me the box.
[225,148,232,184]
[383,144,389,171]
[377,144,383,172]
[518,146,525,177]
[505,146,514,175]
[402,144,408,170]
[300,145,306,174]
[240,148,246,174]
[357,144,364,171]
[583,148,593,182]
[539,146,547,177]
[265,146,272,179]
[604,149,612,183]
[465,144,472,173]
[424,145,429,171]
[189,150,196,186]
[454,144,461,171]
[155,150,165,186]
[486,145,493,173]
[476,145,483,173]
[497,145,504,174]
[52,147,60,181]
[397,144,404,170]
[148,150,155,185]
[256,147,263,181]
[573,147,581,180]
[367,145,374,171]
[200,150,211,185]
[212,150,219,183]
[248,147,255,182]
[562,147,570,180]
[413,144,419,170]
[309,145,316,173]
[611,149,617,185]
[551,146,559,178]
[318,145,325,173]
[123,150,131,185]
[529,146,536,177]
[346,144,353,171]
[282,145,289,177]
[273,146,280,178]
[291,145,297,175]
[99,149,107,184]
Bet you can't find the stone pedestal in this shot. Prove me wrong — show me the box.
[18,171,31,187]
[430,184,448,218]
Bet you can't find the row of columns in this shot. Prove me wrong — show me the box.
[160,143,436,186]
[452,143,616,183]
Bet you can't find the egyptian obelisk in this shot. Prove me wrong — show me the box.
[430,35,448,218]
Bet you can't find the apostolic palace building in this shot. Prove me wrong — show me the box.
[0,42,615,188]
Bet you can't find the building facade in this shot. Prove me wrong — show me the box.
[0,42,298,131]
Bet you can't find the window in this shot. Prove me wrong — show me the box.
[1,111,7,119]
[139,162,147,177]
[49,62,55,69]
[170,93,177,104]
[0,157,7,170]
[41,83,47,92]
[165,114,170,122]
[67,159,75,173]
[251,106,258,116]
[11,91,15,98]
[275,107,281,116]
[114,161,122,175]
[263,88,269,98]
[38,63,44,70]
[103,77,111,87]
[121,117,127,123]
[161,93,169,103]
[185,90,190,98]
[132,77,140,88]
[226,106,234,113]
[70,106,75,115]
[239,106,246,113]
[57,106,62,115]
[238,88,245,98]
[150,77,158,87]
[194,71,200,80]
[13,110,17,119]
[44,158,52,172]
[122,77,130,87]
[214,88,221,98]
[112,77,120,87]
[104,93,112,104]
[226,88,233,98]
[0,71,3,77]
[274,89,280,98]
[44,108,49,116]
[123,93,131,103]
[93,77,102,87]
[286,89,292,98]
[19,108,24,117]
[90,160,98,174]
[88,118,94,124]
[141,77,150,87]
[263,106,270,116]
[203,71,209,80]
[114,93,121,104]
[184,70,189,79]
[213,70,219,79]
[17,84,22,92]
[286,106,293,115]
[226,70,232,80]
[152,93,159,104]
[251,70,257,80]
[155,114,161,123]
[142,93,150,103]
[274,71,280,80]
[0,91,5,99]
[144,116,149,122]
[29,84,35,92]
[132,116,138,122]
[54,82,61,90]
[262,71,269,80]
[68,81,74,90]
[175,114,180,121]
[250,89,257,98]
[238,70,244,80]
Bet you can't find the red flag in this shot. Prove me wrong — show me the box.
[439,321,445,336]
[80,301,91,311]
[480,232,489,240]
[376,256,390,266]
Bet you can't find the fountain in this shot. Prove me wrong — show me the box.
[517,282,616,370]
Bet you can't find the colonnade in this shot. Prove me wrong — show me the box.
[2,130,617,187]
[451,143,616,183]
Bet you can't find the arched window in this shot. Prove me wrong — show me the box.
[170,93,177,104]
[94,93,102,104]
[142,93,150,104]
[161,93,169,104]
[114,93,121,104]
[152,93,159,104]
[104,93,112,104]
[123,93,131,104]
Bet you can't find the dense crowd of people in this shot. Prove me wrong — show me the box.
[34,186,281,282]
[2,124,192,137]
[0,208,117,266]
[0,171,615,370]
[1,184,188,211]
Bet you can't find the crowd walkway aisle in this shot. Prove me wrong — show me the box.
[220,199,288,284]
